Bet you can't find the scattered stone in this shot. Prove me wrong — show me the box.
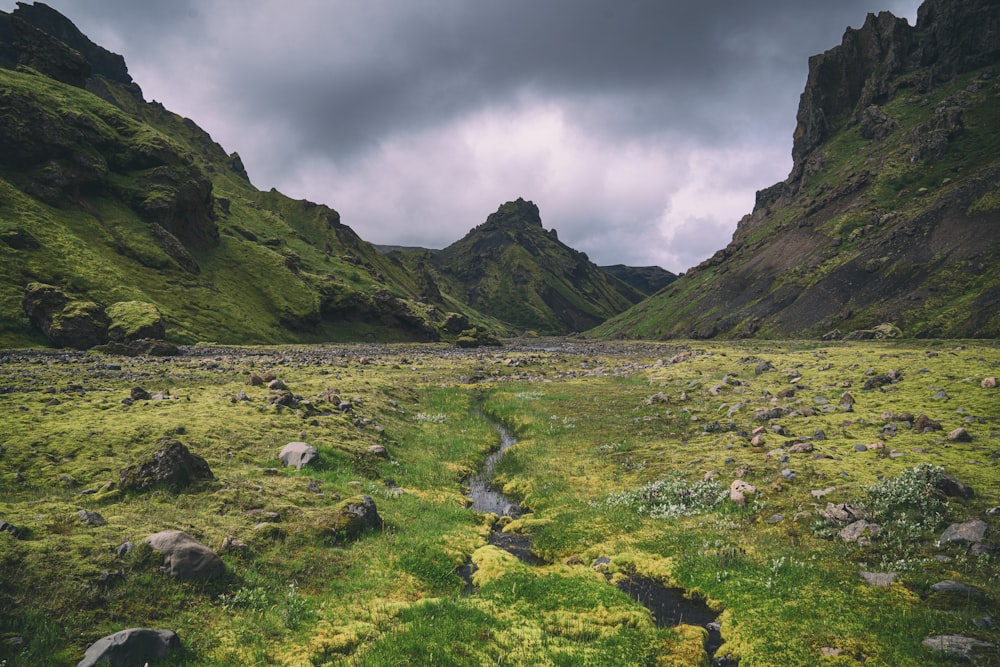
[367,444,388,458]
[853,444,869,452]
[1,520,23,539]
[982,377,997,389]
[932,390,949,400]
[704,470,718,480]
[840,520,881,546]
[811,487,836,498]
[119,439,214,492]
[267,379,287,391]
[323,495,382,540]
[76,510,106,526]
[935,473,975,498]
[130,386,151,401]
[839,391,855,406]
[279,442,319,470]
[913,414,943,433]
[819,647,841,657]
[729,480,756,507]
[940,519,988,545]
[789,442,814,454]
[970,541,998,556]
[754,361,775,375]
[947,427,972,442]
[819,503,867,526]
[930,580,985,597]
[145,530,225,580]
[247,373,264,386]
[76,628,180,667]
[813,429,827,441]
[765,513,784,524]
[116,541,133,558]
[860,571,896,587]
[921,635,995,661]
[781,469,796,481]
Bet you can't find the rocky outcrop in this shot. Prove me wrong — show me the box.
[594,0,1000,341]
[21,282,110,349]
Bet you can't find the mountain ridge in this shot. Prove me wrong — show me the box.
[593,0,1000,340]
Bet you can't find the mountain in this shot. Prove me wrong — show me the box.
[599,264,677,296]
[0,2,502,348]
[592,0,1000,340]
[399,198,646,335]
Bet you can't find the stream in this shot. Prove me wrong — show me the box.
[465,412,730,664]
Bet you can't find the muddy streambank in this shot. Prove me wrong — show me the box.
[464,412,729,663]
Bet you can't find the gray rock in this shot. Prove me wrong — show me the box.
[145,530,225,580]
[930,580,985,597]
[279,442,318,470]
[789,442,814,454]
[819,503,867,526]
[76,510,106,526]
[921,634,995,661]
[781,468,796,480]
[947,427,972,442]
[765,513,784,524]
[811,487,836,498]
[839,520,881,545]
[940,519,988,545]
[367,444,388,458]
[935,473,975,499]
[76,628,179,667]
[860,571,896,587]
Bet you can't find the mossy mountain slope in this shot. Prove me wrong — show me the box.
[424,198,645,335]
[0,2,492,347]
[593,0,1000,340]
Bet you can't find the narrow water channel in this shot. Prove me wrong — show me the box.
[465,410,730,664]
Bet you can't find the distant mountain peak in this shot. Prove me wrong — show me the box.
[481,197,543,230]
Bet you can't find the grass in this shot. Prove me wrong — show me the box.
[0,339,998,665]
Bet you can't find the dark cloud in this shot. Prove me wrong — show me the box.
[16,0,922,271]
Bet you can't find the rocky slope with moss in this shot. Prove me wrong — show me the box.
[593,0,1000,341]
[0,2,510,348]
[399,198,646,335]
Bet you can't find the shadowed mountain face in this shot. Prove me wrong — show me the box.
[426,198,645,335]
[594,0,1000,340]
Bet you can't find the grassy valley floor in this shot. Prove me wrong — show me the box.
[0,339,998,665]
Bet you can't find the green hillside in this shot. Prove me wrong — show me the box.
[592,0,1000,340]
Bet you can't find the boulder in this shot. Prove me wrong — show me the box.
[22,283,110,349]
[940,519,988,545]
[859,571,896,587]
[323,495,382,540]
[76,510,106,526]
[947,427,972,442]
[76,628,179,667]
[921,635,995,661]
[819,503,867,526]
[914,414,943,432]
[839,520,881,546]
[935,473,974,499]
[729,479,756,507]
[145,530,225,580]
[119,439,213,492]
[279,442,318,470]
[982,377,997,389]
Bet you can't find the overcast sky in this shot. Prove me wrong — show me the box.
[16,0,922,272]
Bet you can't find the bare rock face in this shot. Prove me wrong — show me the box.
[119,439,213,492]
[144,530,225,580]
[76,628,179,667]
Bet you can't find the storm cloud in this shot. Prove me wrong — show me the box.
[21,0,922,271]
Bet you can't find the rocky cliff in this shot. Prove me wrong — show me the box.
[593,0,1000,340]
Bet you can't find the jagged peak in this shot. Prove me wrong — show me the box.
[482,197,543,230]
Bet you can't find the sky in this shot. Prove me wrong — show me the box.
[13,0,922,273]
